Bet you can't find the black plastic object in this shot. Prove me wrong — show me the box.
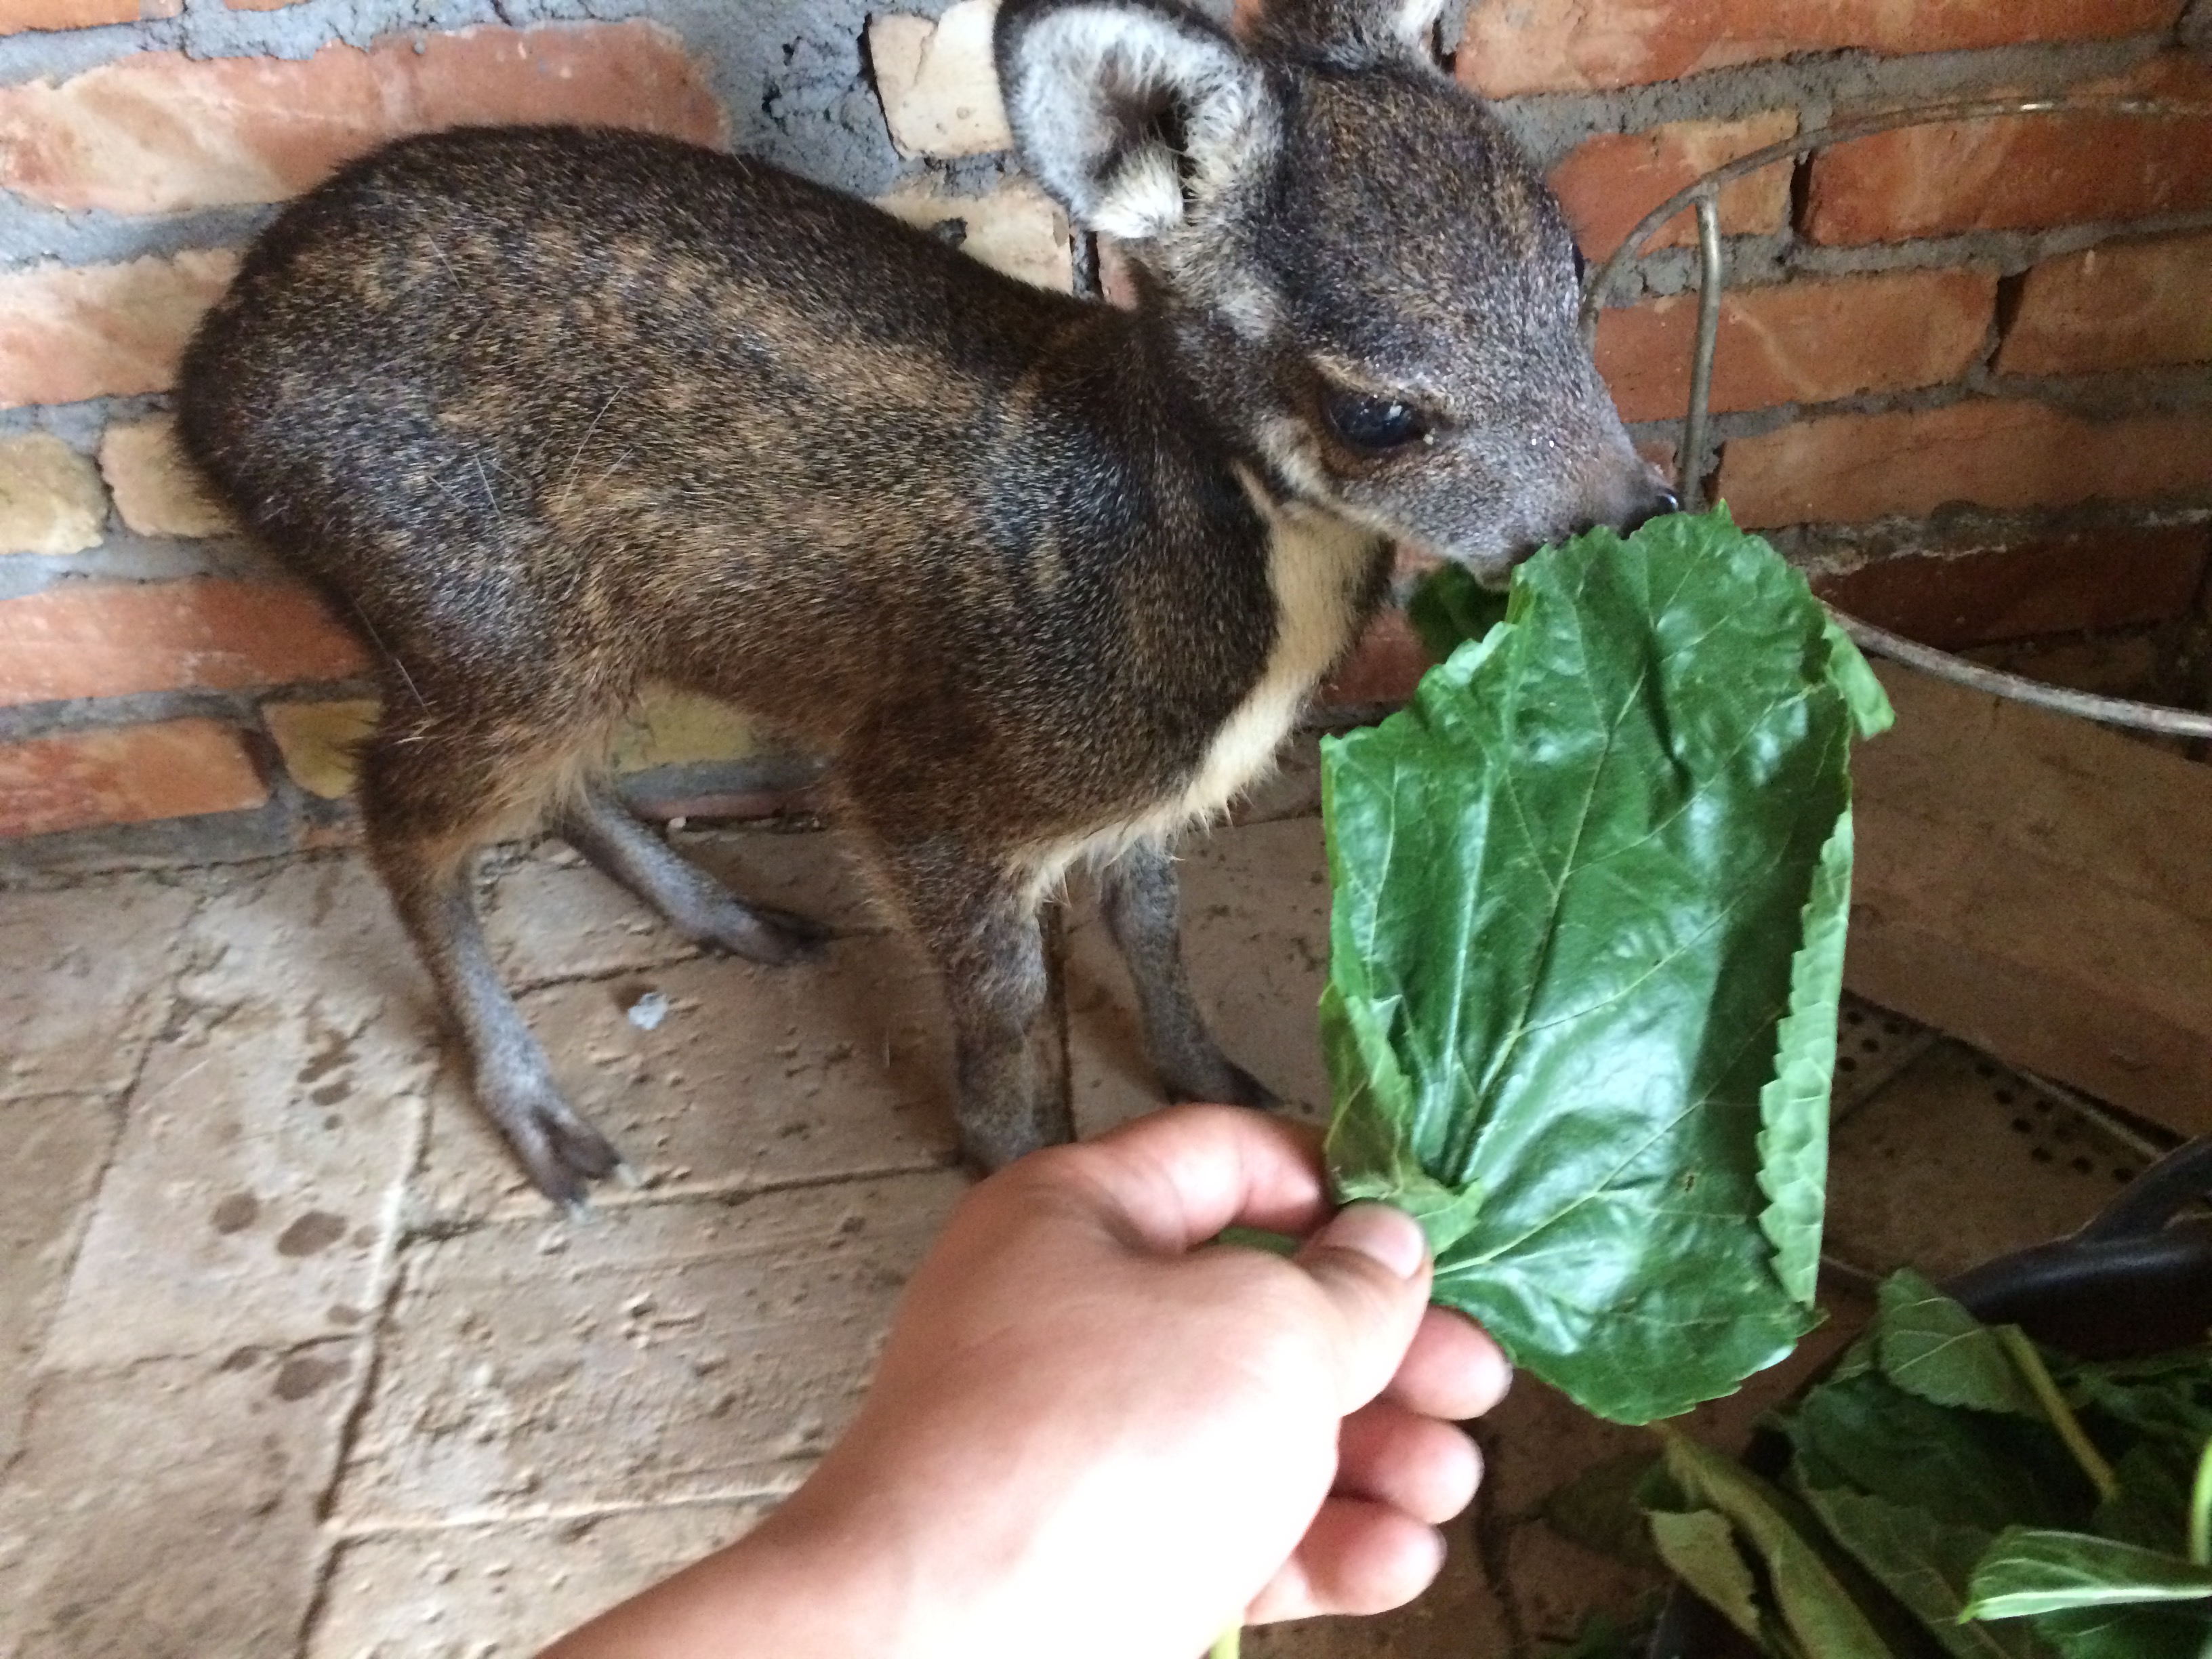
[1645,1134,2212,1659]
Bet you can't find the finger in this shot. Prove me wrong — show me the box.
[1294,1203,1433,1411]
[1054,1103,1332,1252]
[1244,1497,1446,1623]
[1335,1401,1482,1525]
[1382,1306,1513,1422]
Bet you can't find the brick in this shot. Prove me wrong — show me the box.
[262,696,378,799]
[0,0,178,33]
[1319,607,1429,705]
[0,249,237,410]
[1457,0,2184,97]
[1595,268,1996,423]
[0,22,724,216]
[609,687,761,773]
[0,579,367,707]
[872,176,1073,291]
[1996,230,2212,376]
[0,432,103,556]
[97,415,239,537]
[1717,400,2212,527]
[0,719,265,838]
[1803,56,2212,245]
[871,0,1010,159]
[1549,111,1797,260]
[1811,527,2211,648]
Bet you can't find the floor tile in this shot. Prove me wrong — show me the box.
[0,875,197,1100]
[0,1341,358,1659]
[0,1093,120,1463]
[413,933,959,1223]
[310,1502,765,1658]
[483,826,885,993]
[333,1171,966,1530]
[41,859,435,1369]
[1069,817,1334,1138]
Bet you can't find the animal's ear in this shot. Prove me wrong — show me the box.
[1250,0,1449,65]
[995,0,1275,241]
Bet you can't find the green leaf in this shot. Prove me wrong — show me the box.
[2072,1355,2212,1460]
[1319,507,1885,1422]
[1657,1431,1898,1658]
[1650,1508,1767,1644]
[1407,560,1512,660]
[1875,1269,2046,1418]
[2031,1601,2212,1659]
[1785,1372,2091,1534]
[1966,1530,2212,1620]
[1543,1607,1656,1659]
[1799,1481,2045,1659]
[2093,1446,2194,1556]
[1544,1451,1666,1568]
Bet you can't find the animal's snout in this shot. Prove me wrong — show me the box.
[1568,457,1681,543]
[1621,468,1681,533]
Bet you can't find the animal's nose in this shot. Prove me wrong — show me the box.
[1621,479,1679,533]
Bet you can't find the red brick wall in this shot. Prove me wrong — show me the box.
[0,14,745,859]
[1462,0,2211,655]
[1,0,2207,857]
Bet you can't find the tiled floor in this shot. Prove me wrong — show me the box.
[0,753,2163,1657]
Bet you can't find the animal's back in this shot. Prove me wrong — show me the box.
[192,131,1141,747]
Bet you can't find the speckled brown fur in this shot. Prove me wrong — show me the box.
[176,0,1664,1203]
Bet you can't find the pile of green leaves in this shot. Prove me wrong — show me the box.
[1317,506,1891,1423]
[1637,1269,2212,1659]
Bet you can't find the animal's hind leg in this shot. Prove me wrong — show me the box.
[1101,840,1277,1109]
[360,722,623,1208]
[553,783,825,964]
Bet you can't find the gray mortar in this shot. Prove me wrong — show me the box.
[1480,35,2178,163]
[0,0,956,195]
[0,796,298,878]
[0,679,373,745]
[0,531,296,602]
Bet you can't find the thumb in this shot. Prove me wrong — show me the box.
[1294,1202,1433,1413]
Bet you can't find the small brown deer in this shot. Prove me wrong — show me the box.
[178,0,1671,1207]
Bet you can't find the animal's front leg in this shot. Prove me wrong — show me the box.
[873,839,1072,1171]
[1101,840,1277,1110]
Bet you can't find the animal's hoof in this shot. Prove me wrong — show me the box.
[480,1070,626,1209]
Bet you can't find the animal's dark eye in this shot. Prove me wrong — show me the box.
[1324,392,1429,453]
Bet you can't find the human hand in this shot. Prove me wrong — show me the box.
[544,1103,1511,1659]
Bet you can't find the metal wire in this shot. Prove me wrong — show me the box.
[1830,611,2212,738]
[1679,195,1722,510]
[1578,96,2212,740]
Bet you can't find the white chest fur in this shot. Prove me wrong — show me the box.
[1024,474,1382,899]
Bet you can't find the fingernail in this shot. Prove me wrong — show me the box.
[1317,1202,1427,1279]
